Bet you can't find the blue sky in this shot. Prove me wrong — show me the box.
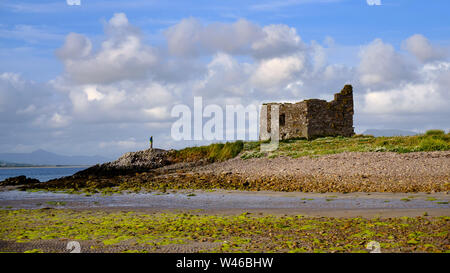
[0,0,449,157]
[2,0,449,80]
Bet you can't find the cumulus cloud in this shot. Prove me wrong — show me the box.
[56,32,92,59]
[251,54,306,91]
[165,18,262,57]
[358,38,415,87]
[165,18,306,60]
[0,73,68,125]
[361,54,450,130]
[193,53,253,97]
[57,79,174,123]
[363,82,447,114]
[403,34,447,63]
[251,24,305,59]
[351,35,449,132]
[2,12,449,156]
[57,13,159,84]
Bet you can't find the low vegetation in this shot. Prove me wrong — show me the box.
[151,129,450,163]
[169,141,244,163]
[240,130,450,159]
[0,209,448,253]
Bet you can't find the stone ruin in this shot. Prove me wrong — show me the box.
[260,85,354,140]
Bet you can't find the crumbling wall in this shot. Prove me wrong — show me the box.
[260,85,354,140]
[306,85,354,138]
[260,102,308,141]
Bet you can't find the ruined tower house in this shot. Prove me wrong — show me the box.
[260,85,354,140]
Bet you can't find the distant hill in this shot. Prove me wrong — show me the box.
[362,129,419,137]
[0,160,37,167]
[0,149,110,166]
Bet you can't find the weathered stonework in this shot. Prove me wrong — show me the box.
[260,85,354,140]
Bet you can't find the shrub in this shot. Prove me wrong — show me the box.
[218,141,244,161]
[418,138,449,151]
[352,134,374,138]
[171,141,244,163]
[425,129,445,136]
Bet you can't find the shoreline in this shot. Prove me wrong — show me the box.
[0,165,90,169]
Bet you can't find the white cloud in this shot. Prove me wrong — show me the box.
[56,32,92,59]
[363,82,447,114]
[361,59,450,127]
[143,106,170,120]
[0,72,73,132]
[66,0,81,6]
[357,36,449,131]
[251,54,306,91]
[49,113,71,128]
[165,18,263,57]
[99,138,144,150]
[310,40,327,73]
[2,13,449,157]
[165,18,306,60]
[358,38,414,87]
[193,53,253,97]
[403,34,447,63]
[57,13,159,84]
[366,0,381,6]
[251,24,305,59]
[83,85,105,101]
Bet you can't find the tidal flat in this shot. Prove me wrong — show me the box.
[0,209,448,253]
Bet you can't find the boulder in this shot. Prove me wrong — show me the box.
[0,175,40,186]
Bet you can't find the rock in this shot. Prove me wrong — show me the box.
[74,148,173,178]
[0,175,40,186]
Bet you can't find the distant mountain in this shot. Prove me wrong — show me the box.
[0,149,111,166]
[362,129,419,137]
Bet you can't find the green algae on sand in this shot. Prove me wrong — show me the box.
[0,209,448,253]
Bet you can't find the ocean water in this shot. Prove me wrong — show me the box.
[0,167,88,182]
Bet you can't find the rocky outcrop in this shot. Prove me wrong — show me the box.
[74,148,173,178]
[0,175,40,186]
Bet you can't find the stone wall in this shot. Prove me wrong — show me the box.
[306,85,354,138]
[260,85,354,140]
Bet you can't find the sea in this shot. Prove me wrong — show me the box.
[0,166,88,182]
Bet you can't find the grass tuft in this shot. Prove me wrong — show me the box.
[170,141,244,163]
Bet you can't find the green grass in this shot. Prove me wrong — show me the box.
[169,141,244,163]
[164,130,449,163]
[425,129,445,136]
[0,209,448,253]
[240,131,449,159]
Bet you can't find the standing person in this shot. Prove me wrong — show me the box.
[149,136,153,149]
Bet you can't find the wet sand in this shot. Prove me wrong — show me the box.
[1,189,448,217]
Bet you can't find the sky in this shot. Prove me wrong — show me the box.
[0,0,449,158]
